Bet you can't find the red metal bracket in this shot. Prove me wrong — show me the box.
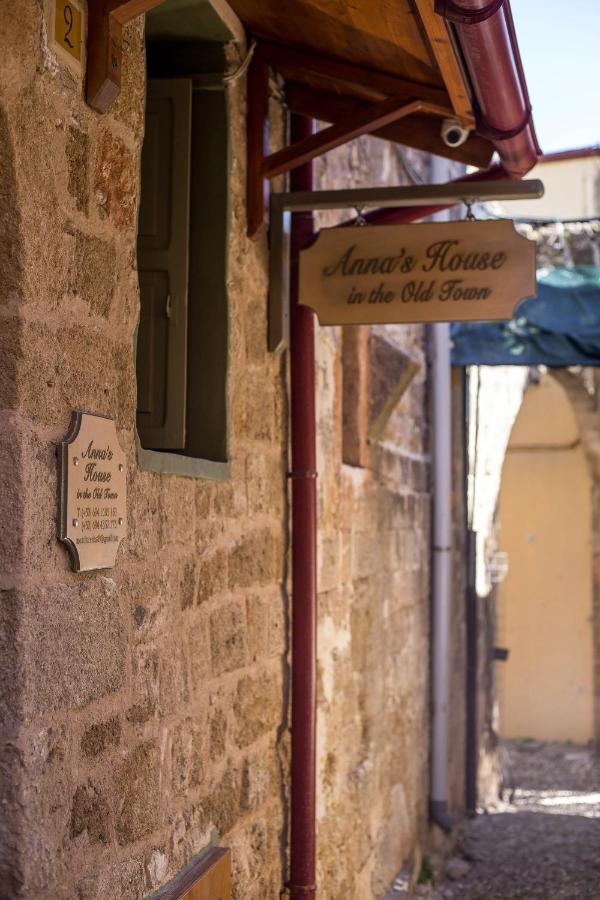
[87,0,165,113]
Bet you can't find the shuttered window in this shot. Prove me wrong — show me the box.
[137,79,192,449]
[136,75,229,469]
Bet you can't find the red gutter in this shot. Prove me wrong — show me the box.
[288,114,317,900]
[435,0,540,176]
[360,0,541,228]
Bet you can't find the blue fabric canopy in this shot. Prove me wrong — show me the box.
[451,267,600,366]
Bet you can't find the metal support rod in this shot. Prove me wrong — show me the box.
[288,116,317,900]
[271,178,543,213]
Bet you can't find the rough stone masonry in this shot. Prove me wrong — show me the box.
[0,5,466,898]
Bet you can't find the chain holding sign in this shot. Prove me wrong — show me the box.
[59,412,127,573]
[298,219,536,326]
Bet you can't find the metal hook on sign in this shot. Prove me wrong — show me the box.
[464,200,477,221]
[354,207,368,226]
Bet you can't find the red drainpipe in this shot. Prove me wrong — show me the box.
[289,114,317,900]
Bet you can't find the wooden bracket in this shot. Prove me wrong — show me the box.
[263,98,455,180]
[86,0,165,113]
[246,43,457,238]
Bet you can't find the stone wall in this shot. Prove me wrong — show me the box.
[0,7,453,899]
[0,8,287,897]
[313,145,433,897]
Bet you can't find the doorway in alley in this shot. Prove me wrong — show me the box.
[496,373,594,743]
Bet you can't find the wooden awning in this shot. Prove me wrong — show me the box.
[227,0,495,169]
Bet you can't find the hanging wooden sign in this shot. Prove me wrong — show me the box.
[59,412,127,573]
[299,219,535,326]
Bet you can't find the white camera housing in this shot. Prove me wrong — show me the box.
[440,118,470,148]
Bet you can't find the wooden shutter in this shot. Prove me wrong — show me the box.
[136,79,192,449]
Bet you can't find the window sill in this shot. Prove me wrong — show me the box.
[137,444,229,481]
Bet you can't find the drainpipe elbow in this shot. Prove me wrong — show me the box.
[429,799,454,834]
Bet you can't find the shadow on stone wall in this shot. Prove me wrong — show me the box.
[0,101,25,896]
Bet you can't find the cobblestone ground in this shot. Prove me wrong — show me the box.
[421,740,600,899]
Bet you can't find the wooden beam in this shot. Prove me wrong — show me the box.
[108,0,164,24]
[412,0,474,126]
[261,41,453,111]
[246,47,271,238]
[284,82,494,169]
[262,97,453,179]
[87,0,165,113]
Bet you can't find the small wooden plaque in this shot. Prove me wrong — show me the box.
[299,219,536,326]
[59,412,127,573]
[152,847,231,900]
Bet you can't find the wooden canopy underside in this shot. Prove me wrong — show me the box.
[228,0,494,168]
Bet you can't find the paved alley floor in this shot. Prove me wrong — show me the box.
[422,740,600,899]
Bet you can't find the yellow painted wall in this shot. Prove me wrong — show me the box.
[495,155,600,220]
[497,375,594,743]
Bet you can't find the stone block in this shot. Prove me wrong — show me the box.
[213,479,246,518]
[18,580,126,722]
[0,108,24,307]
[197,548,228,605]
[233,669,281,748]
[242,378,277,442]
[189,614,212,689]
[210,600,248,675]
[127,468,164,559]
[240,747,280,814]
[170,715,207,796]
[126,645,159,725]
[81,717,121,758]
[228,529,278,590]
[70,782,111,845]
[115,742,160,845]
[66,126,89,214]
[208,762,242,836]
[93,130,137,230]
[179,558,198,611]
[160,477,197,547]
[245,452,285,518]
[76,856,147,900]
[14,320,135,430]
[209,704,228,762]
[246,593,269,662]
[268,590,286,658]
[73,232,116,317]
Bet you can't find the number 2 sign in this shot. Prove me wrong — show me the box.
[52,0,84,70]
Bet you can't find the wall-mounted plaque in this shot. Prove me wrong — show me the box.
[299,219,536,326]
[51,0,85,72]
[59,412,127,573]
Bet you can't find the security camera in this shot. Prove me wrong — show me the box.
[441,118,470,148]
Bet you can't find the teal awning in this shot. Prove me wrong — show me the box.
[451,267,600,367]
